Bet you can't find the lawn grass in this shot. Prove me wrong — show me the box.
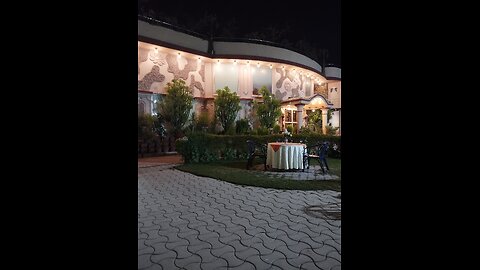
[175,158,341,191]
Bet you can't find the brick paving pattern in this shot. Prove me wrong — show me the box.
[138,163,341,269]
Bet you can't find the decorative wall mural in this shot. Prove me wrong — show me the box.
[149,49,166,66]
[189,74,205,97]
[275,89,288,100]
[166,54,197,80]
[199,63,205,82]
[275,68,298,88]
[314,83,328,99]
[138,65,165,91]
[305,81,311,96]
[274,68,306,100]
[139,47,149,75]
[139,47,149,63]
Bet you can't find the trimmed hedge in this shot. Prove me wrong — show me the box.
[175,133,341,163]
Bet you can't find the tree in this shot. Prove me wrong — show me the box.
[156,79,193,138]
[255,86,282,129]
[214,86,241,133]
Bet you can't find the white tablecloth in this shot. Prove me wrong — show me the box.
[266,143,305,170]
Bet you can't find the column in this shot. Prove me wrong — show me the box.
[321,108,329,135]
[296,104,305,130]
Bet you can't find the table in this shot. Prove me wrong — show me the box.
[266,142,306,170]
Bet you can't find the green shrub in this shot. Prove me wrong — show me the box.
[195,111,210,132]
[138,114,158,141]
[256,127,269,135]
[175,133,341,163]
[235,119,251,134]
[272,124,281,134]
[326,125,339,136]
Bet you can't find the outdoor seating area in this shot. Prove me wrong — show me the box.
[246,139,331,174]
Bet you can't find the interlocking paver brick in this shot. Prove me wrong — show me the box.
[193,248,217,263]
[219,251,244,267]
[200,257,228,269]
[138,254,153,269]
[138,166,341,270]
[174,254,202,268]
[286,253,314,268]
[244,254,272,270]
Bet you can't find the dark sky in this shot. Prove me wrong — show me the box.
[140,0,340,66]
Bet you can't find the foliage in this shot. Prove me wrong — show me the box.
[175,133,341,163]
[272,124,281,134]
[254,87,282,129]
[214,86,241,134]
[326,125,339,136]
[157,79,193,138]
[235,119,251,134]
[189,111,211,133]
[286,125,293,134]
[138,114,158,141]
[308,110,323,133]
[298,126,312,134]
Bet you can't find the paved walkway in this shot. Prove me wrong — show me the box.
[138,162,341,269]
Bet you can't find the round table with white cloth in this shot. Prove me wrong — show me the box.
[266,142,306,170]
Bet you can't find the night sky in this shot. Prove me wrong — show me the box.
[139,0,341,67]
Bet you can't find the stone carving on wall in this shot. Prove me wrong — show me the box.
[139,47,149,63]
[189,74,205,97]
[314,83,328,99]
[138,65,165,91]
[138,47,149,75]
[149,49,166,66]
[305,81,311,96]
[274,68,306,100]
[275,89,288,101]
[199,62,205,82]
[166,55,197,80]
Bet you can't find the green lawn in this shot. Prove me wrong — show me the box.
[175,158,341,191]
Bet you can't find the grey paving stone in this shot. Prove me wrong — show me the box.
[244,254,272,270]
[174,254,202,268]
[138,254,153,269]
[154,257,176,270]
[219,232,241,245]
[200,257,228,269]
[219,251,244,267]
[186,240,211,253]
[235,247,260,261]
[193,248,217,263]
[313,257,341,270]
[211,244,235,257]
[227,261,256,270]
[139,246,155,256]
[274,244,301,259]
[142,263,163,270]
[272,258,295,269]
[301,261,322,270]
[286,253,314,268]
[170,244,194,259]
[260,250,287,265]
[139,167,341,269]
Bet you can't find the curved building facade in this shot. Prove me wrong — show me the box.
[138,18,341,134]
